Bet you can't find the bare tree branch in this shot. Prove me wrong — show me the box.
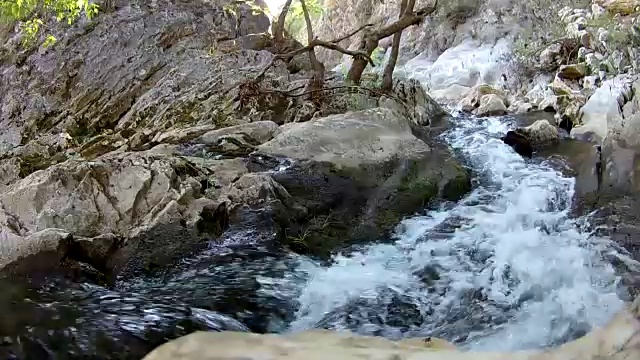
[347,0,438,84]
[313,39,375,65]
[331,23,375,43]
[254,38,375,82]
[374,2,436,40]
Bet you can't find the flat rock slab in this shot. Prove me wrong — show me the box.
[142,296,640,360]
[256,108,430,169]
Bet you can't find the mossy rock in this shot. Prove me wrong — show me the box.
[282,213,352,256]
[18,152,67,178]
[272,151,472,259]
[369,156,470,232]
[442,165,473,201]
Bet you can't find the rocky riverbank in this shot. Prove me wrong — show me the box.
[0,0,470,281]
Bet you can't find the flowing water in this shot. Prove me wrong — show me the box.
[0,113,632,359]
[283,114,626,350]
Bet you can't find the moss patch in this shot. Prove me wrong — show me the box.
[281,212,351,258]
[273,155,472,259]
[442,164,472,201]
[18,152,67,178]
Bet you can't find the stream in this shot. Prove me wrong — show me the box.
[0,113,631,359]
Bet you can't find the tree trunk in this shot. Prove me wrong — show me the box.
[346,34,378,84]
[300,0,325,103]
[273,0,293,45]
[381,0,409,91]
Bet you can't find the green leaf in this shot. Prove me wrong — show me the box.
[1,0,100,47]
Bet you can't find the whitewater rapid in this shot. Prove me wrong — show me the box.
[275,114,627,350]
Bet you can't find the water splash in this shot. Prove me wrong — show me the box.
[284,116,626,350]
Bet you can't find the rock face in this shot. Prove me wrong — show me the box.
[557,135,640,295]
[0,0,300,275]
[571,75,635,143]
[142,296,640,360]
[255,108,471,256]
[0,150,251,277]
[0,0,281,155]
[502,120,560,158]
[0,0,462,276]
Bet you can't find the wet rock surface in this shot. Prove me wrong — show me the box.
[502,120,560,158]
[533,136,640,297]
[0,244,295,359]
[256,108,471,257]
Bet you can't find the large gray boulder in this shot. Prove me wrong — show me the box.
[255,108,471,257]
[475,94,508,116]
[257,108,431,168]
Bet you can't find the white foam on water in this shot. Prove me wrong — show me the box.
[284,116,627,351]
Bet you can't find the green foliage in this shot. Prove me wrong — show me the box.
[0,0,99,46]
[585,12,640,50]
[508,0,590,76]
[285,0,324,43]
[370,46,384,66]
